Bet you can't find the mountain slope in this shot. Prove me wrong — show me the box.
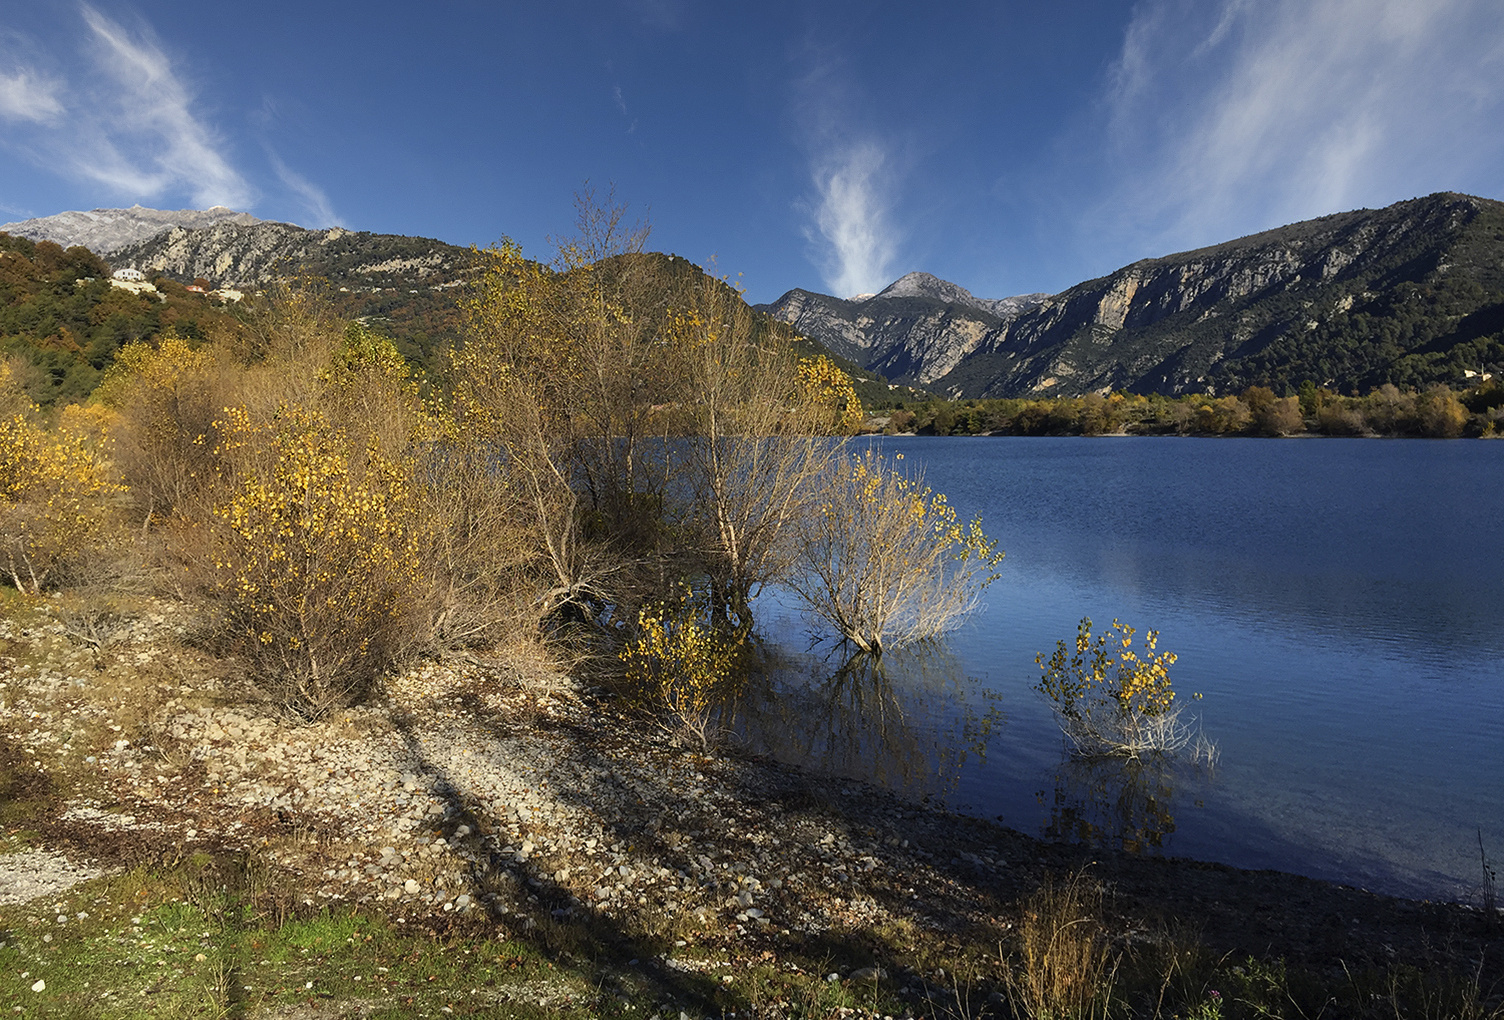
[758,274,1048,385]
[768,193,1504,398]
[0,232,249,405]
[0,216,890,408]
[936,192,1504,398]
[0,205,263,254]
[109,220,475,292]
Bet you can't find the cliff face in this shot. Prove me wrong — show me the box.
[759,272,1047,385]
[938,192,1504,397]
[766,193,1504,398]
[109,222,475,291]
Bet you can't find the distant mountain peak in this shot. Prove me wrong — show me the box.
[0,205,266,255]
[877,271,981,306]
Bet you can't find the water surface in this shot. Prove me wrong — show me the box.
[740,437,1504,902]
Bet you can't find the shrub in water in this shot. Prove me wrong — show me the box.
[790,449,1004,654]
[620,587,742,746]
[1036,617,1201,759]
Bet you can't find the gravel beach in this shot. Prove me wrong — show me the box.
[2,595,1500,1006]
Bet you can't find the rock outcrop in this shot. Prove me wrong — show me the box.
[0,205,262,255]
[765,193,1504,398]
[109,221,475,291]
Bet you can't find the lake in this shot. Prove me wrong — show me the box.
[735,436,1504,903]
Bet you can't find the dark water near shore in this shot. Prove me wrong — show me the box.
[736,437,1504,903]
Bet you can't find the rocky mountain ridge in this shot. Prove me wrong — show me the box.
[757,274,1049,385]
[14,193,1503,400]
[768,192,1504,397]
[108,220,475,292]
[0,204,263,255]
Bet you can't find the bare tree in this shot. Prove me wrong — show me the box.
[550,181,651,271]
[672,276,854,630]
[788,448,1003,654]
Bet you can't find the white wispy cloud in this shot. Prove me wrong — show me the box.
[75,4,252,207]
[0,5,257,210]
[807,140,897,298]
[269,152,342,228]
[793,45,902,298]
[1095,0,1504,257]
[0,67,66,124]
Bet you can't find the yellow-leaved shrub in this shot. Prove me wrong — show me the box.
[1036,617,1201,759]
[620,588,742,746]
[789,449,1003,654]
[0,370,124,592]
[207,404,423,719]
[93,332,222,525]
[796,355,864,435]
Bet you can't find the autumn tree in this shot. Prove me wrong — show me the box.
[788,448,1003,654]
[0,363,124,592]
[669,276,860,630]
[93,333,223,527]
[452,239,653,620]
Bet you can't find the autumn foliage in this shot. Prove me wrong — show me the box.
[207,405,423,718]
[788,449,1004,654]
[1036,618,1199,759]
[0,365,124,592]
[0,197,1014,734]
[620,586,743,746]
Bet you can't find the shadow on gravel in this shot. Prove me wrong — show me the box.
[389,683,1504,1018]
[389,709,736,1016]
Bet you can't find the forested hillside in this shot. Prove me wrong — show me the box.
[0,227,901,410]
[0,234,248,405]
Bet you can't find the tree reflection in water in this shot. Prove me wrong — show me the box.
[1040,755,1202,854]
[726,642,1003,803]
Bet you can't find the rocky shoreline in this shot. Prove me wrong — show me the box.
[3,595,1501,1011]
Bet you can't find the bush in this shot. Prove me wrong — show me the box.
[1417,384,1468,437]
[620,586,742,746]
[0,377,124,592]
[93,333,223,526]
[1036,618,1201,759]
[789,449,1003,654]
[204,404,423,719]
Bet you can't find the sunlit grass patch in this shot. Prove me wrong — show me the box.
[0,856,596,1018]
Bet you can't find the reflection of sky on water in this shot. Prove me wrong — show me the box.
[741,437,1504,903]
[729,636,1004,805]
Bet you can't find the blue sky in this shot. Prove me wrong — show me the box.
[2,1,1502,304]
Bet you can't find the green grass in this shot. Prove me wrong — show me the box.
[0,856,591,1018]
[0,847,927,1019]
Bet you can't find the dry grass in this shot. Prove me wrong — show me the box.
[1005,869,1118,1020]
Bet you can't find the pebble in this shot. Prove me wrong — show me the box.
[0,596,979,941]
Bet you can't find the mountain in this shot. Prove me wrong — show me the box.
[757,273,1049,385]
[0,205,262,255]
[766,193,1504,398]
[106,222,905,398]
[108,220,474,292]
[0,212,890,409]
[873,271,1049,320]
[105,220,480,364]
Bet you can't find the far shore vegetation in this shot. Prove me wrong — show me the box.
[866,378,1504,439]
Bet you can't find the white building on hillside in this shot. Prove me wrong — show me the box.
[111,267,144,282]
